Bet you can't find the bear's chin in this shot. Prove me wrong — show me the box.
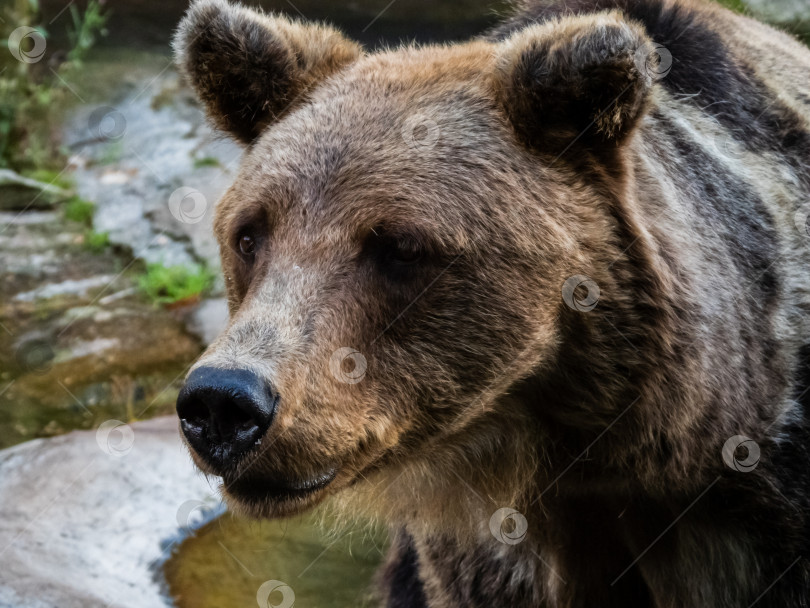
[219,468,338,519]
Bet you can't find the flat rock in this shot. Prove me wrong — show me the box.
[0,416,223,608]
[0,170,72,211]
[65,72,242,281]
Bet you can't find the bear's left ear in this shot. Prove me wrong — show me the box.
[174,0,361,144]
[494,11,655,154]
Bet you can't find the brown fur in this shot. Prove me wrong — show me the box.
[174,0,810,605]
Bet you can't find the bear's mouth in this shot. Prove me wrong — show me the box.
[222,467,338,509]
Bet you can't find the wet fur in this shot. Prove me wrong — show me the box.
[174,0,810,605]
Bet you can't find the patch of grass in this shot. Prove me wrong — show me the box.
[83,230,109,253]
[193,156,221,169]
[715,0,747,13]
[64,196,95,225]
[138,263,214,305]
[22,169,74,191]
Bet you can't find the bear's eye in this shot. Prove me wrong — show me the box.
[239,234,256,257]
[365,227,426,278]
[385,236,422,265]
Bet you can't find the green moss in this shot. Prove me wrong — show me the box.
[138,263,214,305]
[22,169,74,191]
[193,156,221,169]
[64,196,96,225]
[715,0,747,13]
[83,230,110,253]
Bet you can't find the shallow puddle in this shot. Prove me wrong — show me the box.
[164,506,387,608]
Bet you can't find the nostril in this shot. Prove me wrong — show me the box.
[177,396,209,429]
[212,397,258,440]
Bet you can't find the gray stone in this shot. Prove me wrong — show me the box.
[13,275,120,303]
[185,297,229,346]
[0,417,223,608]
[64,73,242,285]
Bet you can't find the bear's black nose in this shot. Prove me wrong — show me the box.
[176,366,278,470]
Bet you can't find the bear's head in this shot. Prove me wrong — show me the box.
[174,0,658,521]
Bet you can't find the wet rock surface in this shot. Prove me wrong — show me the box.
[64,71,241,275]
[0,170,71,211]
[0,200,203,448]
[0,50,236,607]
[0,417,222,608]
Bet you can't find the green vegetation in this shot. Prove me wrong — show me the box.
[193,156,221,169]
[716,0,748,13]
[0,0,108,172]
[138,263,214,305]
[21,168,74,190]
[63,196,95,225]
[83,230,110,253]
[66,2,108,64]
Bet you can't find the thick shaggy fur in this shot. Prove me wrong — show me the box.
[174,0,810,605]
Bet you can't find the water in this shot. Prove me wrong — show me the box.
[165,507,387,608]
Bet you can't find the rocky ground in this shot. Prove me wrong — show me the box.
[0,55,235,607]
[0,417,223,608]
[0,54,234,450]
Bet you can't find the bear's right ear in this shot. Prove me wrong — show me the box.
[173,0,361,144]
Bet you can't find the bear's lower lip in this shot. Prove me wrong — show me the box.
[222,467,338,503]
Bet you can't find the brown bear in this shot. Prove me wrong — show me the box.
[173,0,810,605]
